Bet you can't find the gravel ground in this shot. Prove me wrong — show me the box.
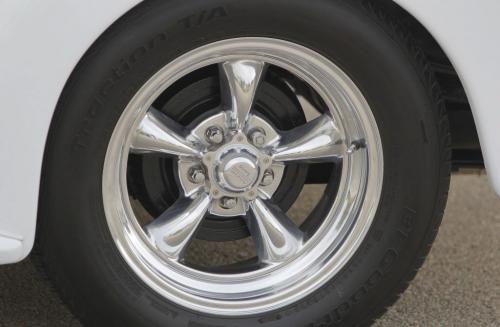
[0,175,499,326]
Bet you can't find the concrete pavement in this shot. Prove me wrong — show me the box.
[0,175,499,326]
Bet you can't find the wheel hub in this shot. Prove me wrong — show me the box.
[176,112,288,217]
[199,121,284,216]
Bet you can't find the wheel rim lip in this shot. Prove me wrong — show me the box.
[102,37,384,315]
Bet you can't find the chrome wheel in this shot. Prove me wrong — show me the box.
[103,38,383,315]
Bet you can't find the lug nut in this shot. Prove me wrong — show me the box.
[220,197,237,209]
[261,169,274,186]
[205,126,224,145]
[189,167,206,184]
[250,130,266,147]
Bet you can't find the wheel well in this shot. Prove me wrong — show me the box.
[376,0,483,170]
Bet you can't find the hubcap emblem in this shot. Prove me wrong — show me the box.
[222,156,258,190]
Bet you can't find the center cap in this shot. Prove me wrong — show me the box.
[214,146,260,192]
[223,157,258,190]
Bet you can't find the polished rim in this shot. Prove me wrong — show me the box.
[103,38,383,316]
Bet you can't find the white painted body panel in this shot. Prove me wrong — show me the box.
[0,0,143,263]
[0,0,498,264]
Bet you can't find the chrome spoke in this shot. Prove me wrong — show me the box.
[249,198,304,264]
[220,60,266,130]
[273,115,346,163]
[130,108,201,157]
[144,193,210,260]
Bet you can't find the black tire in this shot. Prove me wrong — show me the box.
[38,0,450,326]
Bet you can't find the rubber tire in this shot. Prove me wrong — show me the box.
[38,0,451,326]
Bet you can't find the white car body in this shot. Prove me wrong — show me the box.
[0,0,499,264]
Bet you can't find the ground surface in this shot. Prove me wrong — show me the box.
[0,175,499,326]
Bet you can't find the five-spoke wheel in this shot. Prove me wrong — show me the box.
[102,38,383,315]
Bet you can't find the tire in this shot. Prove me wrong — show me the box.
[38,0,450,326]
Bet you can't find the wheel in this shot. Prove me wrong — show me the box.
[38,0,450,326]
